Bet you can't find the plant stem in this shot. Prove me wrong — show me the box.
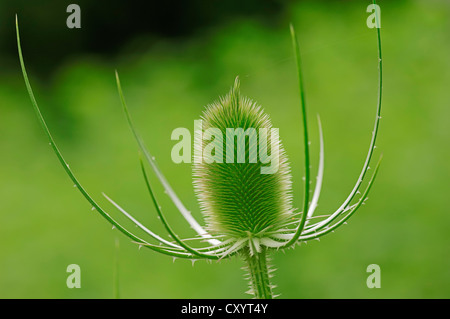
[243,247,273,299]
[113,237,120,299]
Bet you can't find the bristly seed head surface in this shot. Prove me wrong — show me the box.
[193,77,294,239]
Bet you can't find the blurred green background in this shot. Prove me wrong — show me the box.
[1,0,449,298]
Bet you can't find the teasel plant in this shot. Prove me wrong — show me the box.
[16,6,382,299]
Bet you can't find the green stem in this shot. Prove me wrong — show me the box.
[243,247,273,299]
[113,237,120,299]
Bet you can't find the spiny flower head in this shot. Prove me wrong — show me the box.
[193,78,294,239]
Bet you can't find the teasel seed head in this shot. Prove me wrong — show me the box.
[193,77,294,240]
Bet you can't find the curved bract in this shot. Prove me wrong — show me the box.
[17,3,383,299]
